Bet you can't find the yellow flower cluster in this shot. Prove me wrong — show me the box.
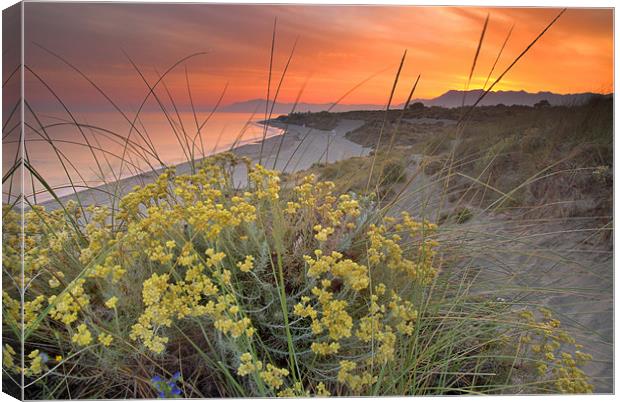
[48,279,90,325]
[3,344,16,372]
[277,382,309,397]
[48,270,65,288]
[310,341,340,356]
[237,352,263,376]
[88,258,126,283]
[236,353,289,390]
[519,308,593,393]
[311,284,353,340]
[315,382,331,396]
[276,381,330,397]
[353,287,417,363]
[23,295,46,331]
[3,154,454,396]
[26,349,45,376]
[304,250,369,291]
[389,292,419,336]
[105,296,118,309]
[259,364,289,390]
[337,360,377,392]
[284,200,435,392]
[131,261,254,353]
[249,164,281,201]
[79,206,113,265]
[72,323,93,346]
[367,212,438,284]
[3,204,86,338]
[119,157,256,255]
[313,224,335,242]
[237,255,254,272]
[98,333,113,347]
[286,175,361,244]
[3,291,20,328]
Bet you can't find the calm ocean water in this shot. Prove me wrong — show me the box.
[11,112,283,202]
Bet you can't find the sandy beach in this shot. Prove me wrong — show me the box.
[41,119,368,210]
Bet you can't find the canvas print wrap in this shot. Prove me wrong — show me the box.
[1,2,613,399]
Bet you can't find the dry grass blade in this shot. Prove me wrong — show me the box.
[259,17,278,165]
[461,13,489,109]
[386,73,421,155]
[483,24,514,90]
[458,8,566,126]
[365,49,407,193]
[32,43,160,159]
[117,51,207,179]
[272,78,308,170]
[185,66,206,159]
[2,64,20,87]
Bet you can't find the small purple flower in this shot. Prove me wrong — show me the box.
[151,372,183,398]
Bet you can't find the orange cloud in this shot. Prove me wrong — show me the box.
[23,4,613,109]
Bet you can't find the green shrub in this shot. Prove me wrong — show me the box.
[3,154,593,398]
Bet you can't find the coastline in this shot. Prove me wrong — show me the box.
[40,119,369,210]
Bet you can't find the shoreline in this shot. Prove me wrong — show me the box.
[40,119,369,209]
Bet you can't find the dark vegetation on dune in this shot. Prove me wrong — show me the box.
[277,96,613,223]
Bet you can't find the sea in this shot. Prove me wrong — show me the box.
[3,112,284,203]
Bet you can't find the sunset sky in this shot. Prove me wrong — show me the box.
[18,3,614,110]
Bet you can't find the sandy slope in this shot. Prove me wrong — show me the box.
[389,151,613,393]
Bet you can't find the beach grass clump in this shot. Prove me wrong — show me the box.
[439,207,473,225]
[449,97,613,216]
[304,150,407,196]
[3,153,593,398]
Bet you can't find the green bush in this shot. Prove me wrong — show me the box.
[3,154,593,398]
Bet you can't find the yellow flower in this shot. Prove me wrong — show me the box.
[237,255,254,272]
[248,164,280,200]
[3,344,16,370]
[206,248,226,267]
[72,324,93,346]
[311,341,340,355]
[98,333,113,347]
[285,202,300,215]
[48,279,90,325]
[165,240,176,249]
[304,251,369,291]
[105,296,118,309]
[316,382,331,396]
[26,349,49,376]
[237,352,263,376]
[337,360,376,392]
[313,225,334,242]
[277,382,309,397]
[259,363,289,390]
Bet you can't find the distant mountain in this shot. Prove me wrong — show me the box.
[219,99,385,114]
[221,91,609,113]
[415,90,607,108]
